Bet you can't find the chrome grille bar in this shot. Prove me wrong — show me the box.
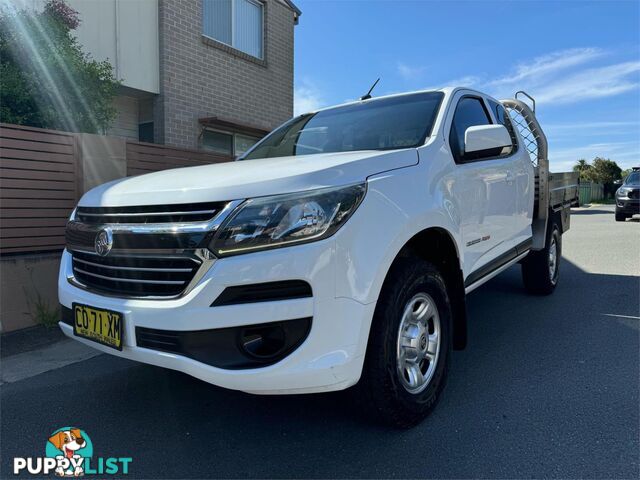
[69,250,204,297]
[69,200,244,235]
[75,201,229,225]
[72,267,187,285]
[78,209,216,218]
[72,256,193,273]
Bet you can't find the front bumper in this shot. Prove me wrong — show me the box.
[58,240,375,394]
[615,198,640,214]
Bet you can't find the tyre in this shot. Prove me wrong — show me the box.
[521,222,561,295]
[359,258,452,428]
[615,211,627,222]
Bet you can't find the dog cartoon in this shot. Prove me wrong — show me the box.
[48,429,86,477]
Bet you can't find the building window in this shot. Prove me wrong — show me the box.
[201,129,260,156]
[235,134,259,156]
[203,0,263,59]
[202,130,234,155]
[138,122,154,143]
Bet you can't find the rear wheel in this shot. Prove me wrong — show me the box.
[522,222,561,295]
[359,258,452,428]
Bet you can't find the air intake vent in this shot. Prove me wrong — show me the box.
[211,280,313,306]
[76,202,225,224]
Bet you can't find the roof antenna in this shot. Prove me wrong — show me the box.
[360,78,380,101]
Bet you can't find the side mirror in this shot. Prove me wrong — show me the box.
[464,124,512,155]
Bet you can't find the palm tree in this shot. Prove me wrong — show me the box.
[573,159,589,172]
[573,159,592,181]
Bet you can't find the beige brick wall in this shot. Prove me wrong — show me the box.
[154,0,295,148]
[108,95,140,141]
[0,253,61,332]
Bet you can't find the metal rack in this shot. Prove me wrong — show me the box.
[501,93,549,250]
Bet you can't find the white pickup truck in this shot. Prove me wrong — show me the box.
[60,87,578,427]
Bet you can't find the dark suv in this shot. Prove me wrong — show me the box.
[615,170,640,221]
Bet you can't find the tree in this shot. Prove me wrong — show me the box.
[586,157,623,184]
[573,157,623,184]
[0,0,120,133]
[573,159,592,181]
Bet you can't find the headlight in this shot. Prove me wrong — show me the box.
[210,184,366,256]
[617,187,632,197]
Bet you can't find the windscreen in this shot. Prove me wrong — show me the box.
[243,92,444,160]
[625,172,639,184]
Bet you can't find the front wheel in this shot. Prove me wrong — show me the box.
[359,258,452,428]
[615,211,627,222]
[522,223,561,295]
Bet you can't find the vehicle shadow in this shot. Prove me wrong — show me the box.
[2,261,638,479]
[571,208,614,215]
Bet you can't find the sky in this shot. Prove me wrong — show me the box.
[292,0,640,172]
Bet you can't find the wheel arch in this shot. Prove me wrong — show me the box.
[379,227,467,350]
[550,207,568,235]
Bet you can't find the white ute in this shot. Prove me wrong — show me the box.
[59,88,579,427]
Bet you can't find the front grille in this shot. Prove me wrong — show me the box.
[629,189,639,199]
[71,251,201,297]
[65,225,96,248]
[76,202,225,224]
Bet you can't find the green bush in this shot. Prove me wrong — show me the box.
[0,0,120,133]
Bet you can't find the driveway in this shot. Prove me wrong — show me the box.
[1,205,638,478]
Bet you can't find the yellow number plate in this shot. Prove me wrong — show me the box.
[73,303,123,351]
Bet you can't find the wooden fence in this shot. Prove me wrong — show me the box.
[0,123,232,255]
[126,141,230,176]
[0,124,80,254]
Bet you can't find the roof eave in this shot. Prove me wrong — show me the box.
[279,0,302,24]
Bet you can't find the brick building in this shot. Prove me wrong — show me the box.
[65,0,300,155]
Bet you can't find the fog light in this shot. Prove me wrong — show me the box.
[239,324,287,359]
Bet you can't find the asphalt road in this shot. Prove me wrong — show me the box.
[2,206,638,479]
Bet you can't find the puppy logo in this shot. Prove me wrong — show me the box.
[46,427,92,477]
[14,426,131,476]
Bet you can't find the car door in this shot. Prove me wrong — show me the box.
[448,94,519,277]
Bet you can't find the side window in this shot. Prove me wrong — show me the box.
[449,97,492,163]
[488,99,518,156]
